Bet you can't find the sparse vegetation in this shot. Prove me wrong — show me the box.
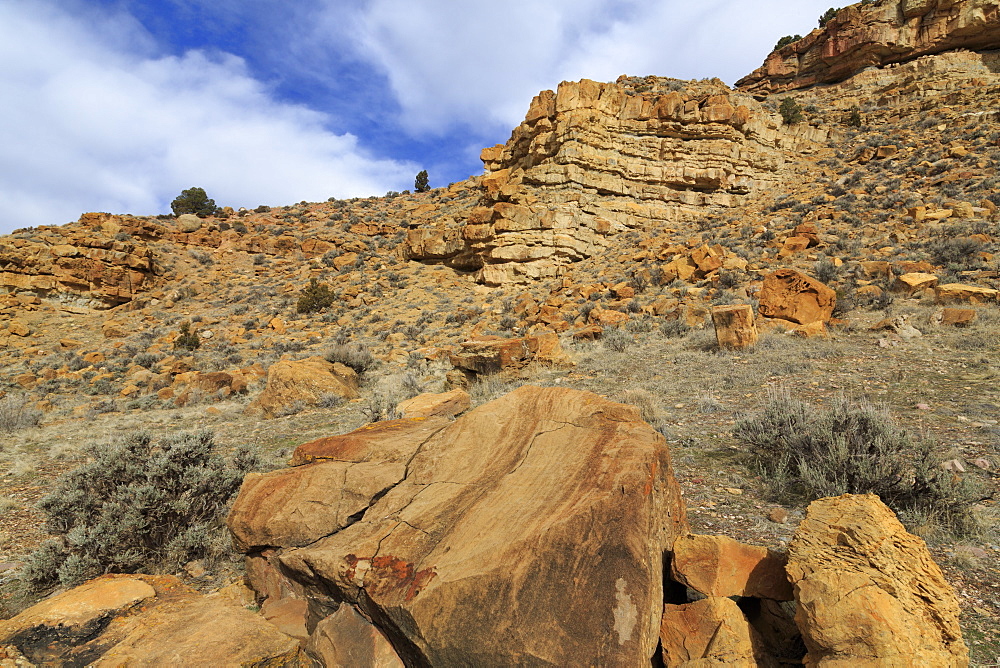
[774,34,802,51]
[414,170,430,193]
[0,394,42,433]
[734,390,987,537]
[174,322,201,351]
[21,430,259,591]
[296,278,336,313]
[780,97,804,125]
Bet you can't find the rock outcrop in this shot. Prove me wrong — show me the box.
[408,77,792,284]
[229,385,688,666]
[787,494,968,666]
[737,0,1000,94]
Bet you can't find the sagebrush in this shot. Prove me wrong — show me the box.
[734,389,986,536]
[22,430,259,590]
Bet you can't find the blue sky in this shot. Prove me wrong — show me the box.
[0,0,840,233]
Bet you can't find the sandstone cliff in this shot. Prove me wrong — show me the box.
[737,0,1000,94]
[407,77,809,285]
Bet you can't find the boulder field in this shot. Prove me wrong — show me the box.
[1,388,968,666]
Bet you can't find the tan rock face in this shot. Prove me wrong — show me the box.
[290,416,450,466]
[786,494,968,666]
[712,304,759,350]
[660,597,774,666]
[234,386,688,666]
[737,0,1000,94]
[671,533,793,600]
[307,605,405,668]
[407,77,788,284]
[244,356,359,418]
[758,269,836,325]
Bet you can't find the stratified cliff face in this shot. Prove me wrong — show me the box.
[737,0,1000,94]
[409,77,797,285]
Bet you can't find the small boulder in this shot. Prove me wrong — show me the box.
[660,597,773,666]
[176,214,202,232]
[671,533,792,600]
[306,604,405,668]
[7,321,30,337]
[758,269,836,325]
[245,356,358,419]
[712,304,758,350]
[937,307,977,327]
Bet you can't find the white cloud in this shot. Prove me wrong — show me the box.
[346,0,836,133]
[0,0,415,233]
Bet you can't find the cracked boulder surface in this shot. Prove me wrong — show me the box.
[230,385,688,666]
[786,494,968,666]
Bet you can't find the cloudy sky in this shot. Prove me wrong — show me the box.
[0,0,838,233]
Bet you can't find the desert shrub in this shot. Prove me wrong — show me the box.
[814,257,839,283]
[603,327,633,352]
[174,322,201,351]
[0,394,42,433]
[779,97,804,125]
[928,237,984,268]
[325,343,375,374]
[847,107,862,127]
[134,353,161,369]
[734,389,986,536]
[22,431,260,590]
[296,278,336,314]
[659,318,691,338]
[170,187,219,217]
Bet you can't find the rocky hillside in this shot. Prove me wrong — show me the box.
[1,0,999,664]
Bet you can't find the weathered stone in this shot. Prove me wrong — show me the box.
[660,597,775,666]
[671,533,793,601]
[244,356,359,418]
[712,304,758,350]
[7,321,30,337]
[893,272,939,296]
[229,461,408,551]
[787,494,968,666]
[175,214,202,233]
[937,307,977,326]
[758,269,836,325]
[306,605,405,668]
[935,283,999,304]
[290,417,450,467]
[265,386,687,666]
[738,0,1000,94]
[449,331,569,374]
[396,389,471,419]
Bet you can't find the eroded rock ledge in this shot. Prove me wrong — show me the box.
[737,0,1000,95]
[407,77,795,285]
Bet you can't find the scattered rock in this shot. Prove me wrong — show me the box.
[671,533,793,600]
[660,597,773,666]
[712,304,758,350]
[396,389,471,419]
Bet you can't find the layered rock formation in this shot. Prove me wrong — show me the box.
[408,77,794,284]
[737,0,1000,94]
[230,386,688,666]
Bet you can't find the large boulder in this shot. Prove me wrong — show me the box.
[449,331,570,374]
[758,269,836,325]
[230,386,688,665]
[245,356,359,418]
[786,494,968,666]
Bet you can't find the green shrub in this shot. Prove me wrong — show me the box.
[174,322,201,351]
[22,431,259,591]
[414,170,430,193]
[170,187,219,217]
[847,106,862,127]
[296,278,336,314]
[734,390,986,536]
[779,97,804,125]
[818,7,838,27]
[774,34,802,51]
